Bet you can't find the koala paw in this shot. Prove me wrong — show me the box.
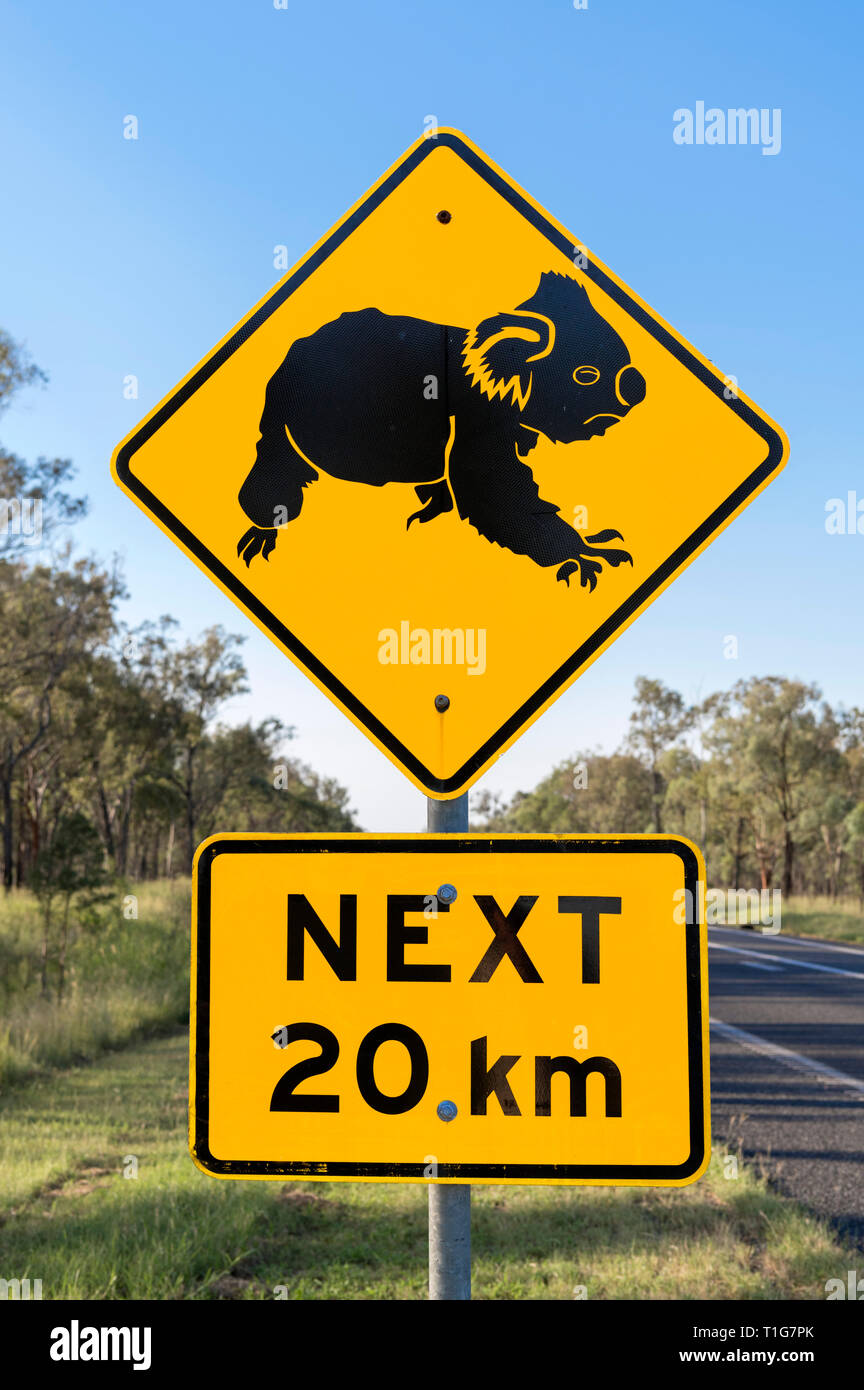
[237,526,278,566]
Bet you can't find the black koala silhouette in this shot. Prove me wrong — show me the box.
[237,271,645,589]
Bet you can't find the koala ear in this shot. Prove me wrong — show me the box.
[519,271,592,322]
[462,310,555,410]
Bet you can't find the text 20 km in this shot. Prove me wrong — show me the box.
[269,1023,622,1119]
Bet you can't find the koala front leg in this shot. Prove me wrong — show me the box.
[449,447,631,589]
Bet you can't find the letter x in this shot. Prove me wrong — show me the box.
[469,896,542,982]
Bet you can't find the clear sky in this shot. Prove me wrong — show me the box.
[1,0,861,830]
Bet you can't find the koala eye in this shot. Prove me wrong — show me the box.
[573,365,601,386]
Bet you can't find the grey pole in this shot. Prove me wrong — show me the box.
[426,790,471,1300]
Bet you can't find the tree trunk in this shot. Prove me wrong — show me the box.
[95,776,116,862]
[117,783,135,877]
[783,826,794,899]
[57,897,70,1002]
[651,768,663,833]
[40,901,52,998]
[185,747,196,875]
[2,757,13,892]
[832,849,843,902]
[733,816,744,892]
[15,801,25,887]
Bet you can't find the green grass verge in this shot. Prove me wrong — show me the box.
[0,1032,855,1301]
[778,897,864,946]
[715,894,864,946]
[0,881,190,1089]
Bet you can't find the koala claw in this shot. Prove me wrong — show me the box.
[596,546,633,568]
[578,557,602,591]
[237,526,278,567]
[556,556,602,591]
[585,529,624,545]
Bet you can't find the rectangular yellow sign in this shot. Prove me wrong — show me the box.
[191,834,709,1185]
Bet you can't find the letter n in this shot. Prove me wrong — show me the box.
[286,894,357,980]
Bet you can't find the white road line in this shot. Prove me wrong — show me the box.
[709,1017,864,1098]
[709,946,782,971]
[708,941,864,980]
[709,926,864,960]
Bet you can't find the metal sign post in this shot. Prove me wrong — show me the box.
[426,790,471,1301]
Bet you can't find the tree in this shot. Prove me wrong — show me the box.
[626,678,691,831]
[30,811,109,1000]
[197,721,358,836]
[718,679,835,898]
[69,619,184,875]
[0,330,87,552]
[845,804,864,908]
[473,750,652,834]
[0,555,121,889]
[158,627,249,872]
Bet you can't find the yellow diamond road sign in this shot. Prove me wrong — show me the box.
[191,834,709,1186]
[112,129,787,798]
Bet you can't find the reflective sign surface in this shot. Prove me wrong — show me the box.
[114,130,787,796]
[191,834,709,1185]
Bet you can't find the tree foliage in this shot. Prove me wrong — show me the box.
[477,676,864,900]
[0,325,358,897]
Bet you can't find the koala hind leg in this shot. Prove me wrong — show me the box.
[237,410,320,565]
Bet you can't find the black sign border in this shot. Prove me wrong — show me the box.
[115,132,786,797]
[193,835,706,1183]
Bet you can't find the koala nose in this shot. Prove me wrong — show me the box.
[616,365,646,408]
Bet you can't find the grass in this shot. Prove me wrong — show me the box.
[0,1031,855,1301]
[712,891,864,946]
[0,880,190,1089]
[777,895,864,946]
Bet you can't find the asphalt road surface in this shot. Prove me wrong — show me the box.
[708,924,864,1248]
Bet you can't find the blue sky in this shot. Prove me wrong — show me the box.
[1,0,862,829]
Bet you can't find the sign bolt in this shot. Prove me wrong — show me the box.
[437,1100,458,1122]
[436,210,452,223]
[437,883,458,904]
[434,694,450,712]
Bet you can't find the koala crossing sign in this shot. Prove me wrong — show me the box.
[112,129,787,797]
[190,835,709,1185]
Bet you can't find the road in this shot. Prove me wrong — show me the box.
[708,924,864,1248]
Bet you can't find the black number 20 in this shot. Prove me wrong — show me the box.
[270,1022,428,1115]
